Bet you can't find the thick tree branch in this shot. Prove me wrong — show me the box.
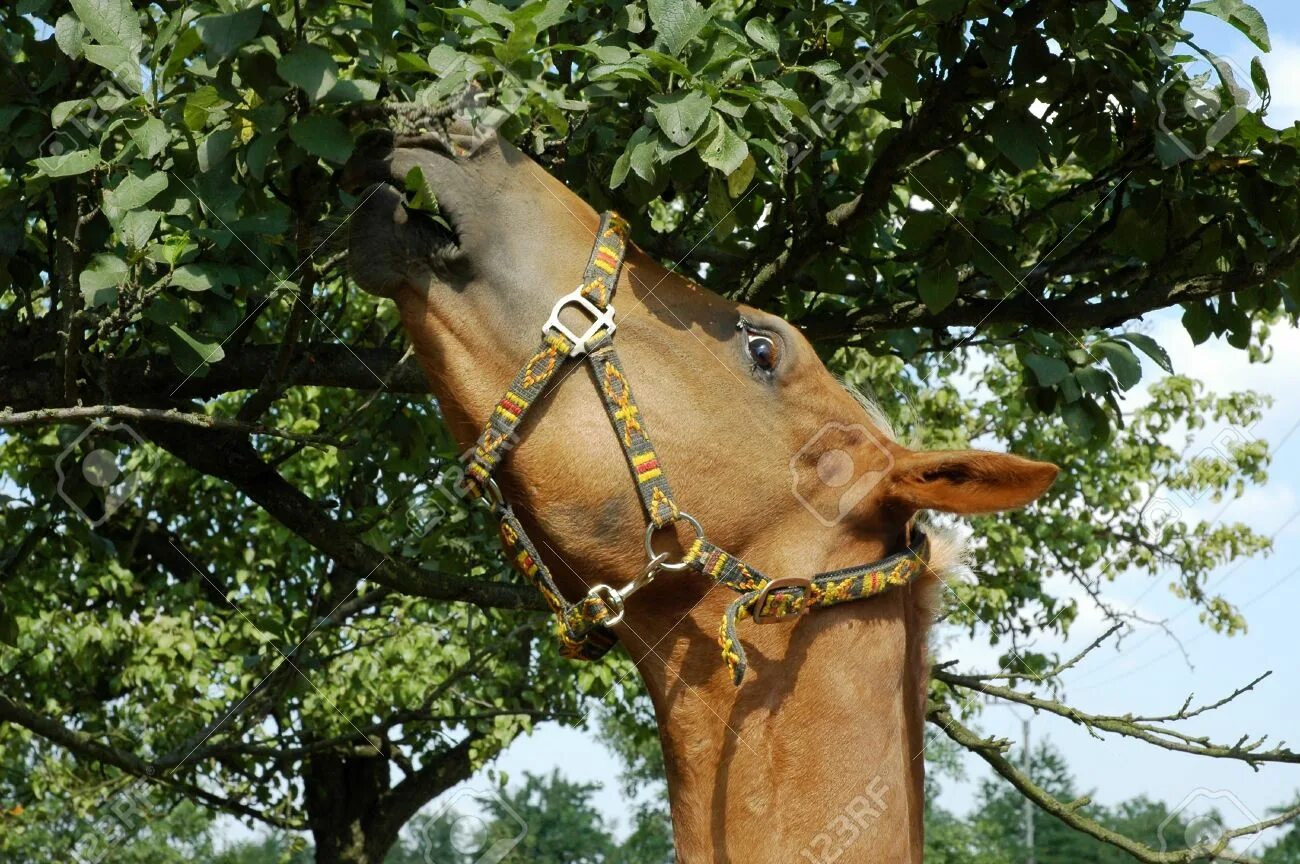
[0,405,341,447]
[0,344,428,415]
[802,238,1300,342]
[143,423,544,613]
[0,691,303,829]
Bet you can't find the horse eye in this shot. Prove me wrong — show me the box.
[746,333,778,371]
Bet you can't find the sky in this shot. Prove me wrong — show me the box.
[421,0,1300,853]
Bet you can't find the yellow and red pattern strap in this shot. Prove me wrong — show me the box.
[588,343,681,527]
[685,533,932,685]
[459,209,931,684]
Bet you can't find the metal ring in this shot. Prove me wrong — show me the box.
[481,476,505,512]
[643,511,705,573]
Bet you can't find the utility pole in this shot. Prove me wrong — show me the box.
[1023,715,1035,864]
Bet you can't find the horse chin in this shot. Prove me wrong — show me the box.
[347,181,463,298]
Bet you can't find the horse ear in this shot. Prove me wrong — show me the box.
[886,449,1058,515]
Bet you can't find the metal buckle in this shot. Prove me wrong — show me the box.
[587,552,667,627]
[544,287,616,357]
[752,576,813,625]
[643,511,704,572]
[587,583,627,626]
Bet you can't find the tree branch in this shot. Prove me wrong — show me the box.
[0,405,341,447]
[930,705,1299,863]
[142,423,544,613]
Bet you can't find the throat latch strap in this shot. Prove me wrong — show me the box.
[463,211,931,684]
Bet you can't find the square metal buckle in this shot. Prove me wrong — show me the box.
[752,576,813,625]
[544,287,617,357]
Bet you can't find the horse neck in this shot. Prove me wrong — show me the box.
[625,573,936,863]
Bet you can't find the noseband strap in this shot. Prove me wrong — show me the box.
[464,212,930,684]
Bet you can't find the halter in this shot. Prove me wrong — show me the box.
[464,212,930,685]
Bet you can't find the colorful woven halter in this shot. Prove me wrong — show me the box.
[464,212,931,685]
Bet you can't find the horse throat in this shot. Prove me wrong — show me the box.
[621,564,938,864]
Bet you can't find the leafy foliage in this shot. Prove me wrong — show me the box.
[1,0,1296,861]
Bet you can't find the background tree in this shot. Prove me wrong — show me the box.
[3,0,1300,861]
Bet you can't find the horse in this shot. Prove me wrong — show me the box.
[341,119,1057,863]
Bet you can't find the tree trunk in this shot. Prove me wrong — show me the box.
[303,749,392,864]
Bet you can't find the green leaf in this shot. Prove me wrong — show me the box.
[372,0,404,42]
[83,43,143,93]
[30,149,100,178]
[277,45,339,103]
[727,153,756,197]
[195,8,262,60]
[54,14,86,59]
[79,254,128,307]
[991,117,1039,171]
[615,3,647,33]
[197,127,235,173]
[917,269,959,313]
[744,18,780,54]
[171,263,229,292]
[118,209,160,249]
[647,0,708,56]
[1094,341,1142,390]
[699,115,748,175]
[1183,302,1214,344]
[1024,353,1069,387]
[1250,56,1269,103]
[1118,332,1174,373]
[105,172,169,211]
[128,117,170,159]
[649,90,711,147]
[321,79,381,103]
[167,324,226,373]
[69,0,142,54]
[289,115,354,164]
[1190,0,1271,51]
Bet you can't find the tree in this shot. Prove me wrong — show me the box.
[3,0,1299,861]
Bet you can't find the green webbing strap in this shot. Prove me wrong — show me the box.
[683,533,932,685]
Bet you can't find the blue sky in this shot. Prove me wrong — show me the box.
[444,0,1300,849]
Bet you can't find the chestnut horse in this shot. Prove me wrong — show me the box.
[342,122,1056,863]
